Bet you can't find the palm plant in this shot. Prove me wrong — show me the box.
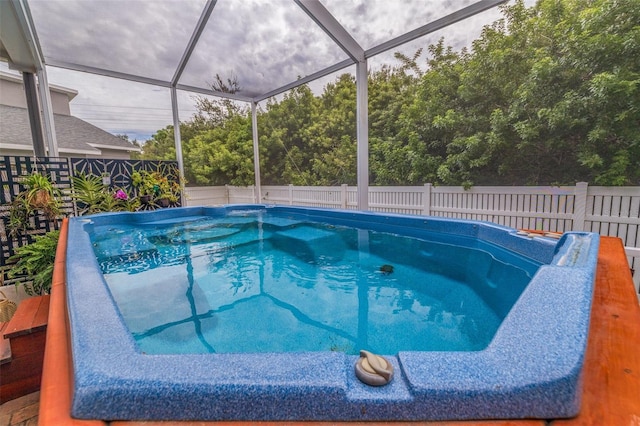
[71,173,138,214]
[71,173,107,215]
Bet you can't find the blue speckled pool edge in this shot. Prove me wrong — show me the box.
[65,205,599,421]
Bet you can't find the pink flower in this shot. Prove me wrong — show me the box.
[114,189,128,200]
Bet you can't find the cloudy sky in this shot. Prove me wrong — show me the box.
[3,0,534,142]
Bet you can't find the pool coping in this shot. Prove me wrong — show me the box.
[63,205,600,422]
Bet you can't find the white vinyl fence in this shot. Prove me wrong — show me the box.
[184,183,640,297]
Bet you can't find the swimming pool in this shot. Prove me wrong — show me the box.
[93,209,538,356]
[66,205,599,421]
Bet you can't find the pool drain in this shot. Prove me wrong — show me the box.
[355,350,394,386]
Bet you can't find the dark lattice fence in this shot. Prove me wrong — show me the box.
[70,159,180,193]
[71,158,137,193]
[1,156,181,286]
[0,157,71,286]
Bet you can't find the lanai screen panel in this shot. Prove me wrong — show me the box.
[320,0,477,51]
[179,0,350,98]
[366,5,507,70]
[28,0,207,83]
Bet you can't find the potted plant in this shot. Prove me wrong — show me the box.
[155,175,180,207]
[8,172,62,237]
[71,173,108,215]
[103,188,139,212]
[131,171,161,204]
[156,197,171,208]
[131,170,180,207]
[71,174,139,214]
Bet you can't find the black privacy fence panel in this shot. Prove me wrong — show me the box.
[71,158,136,193]
[70,158,181,196]
[1,156,181,286]
[0,157,71,285]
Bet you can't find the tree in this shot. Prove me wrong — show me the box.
[259,85,318,185]
[139,127,177,161]
[184,113,254,186]
[368,63,419,184]
[401,0,640,186]
[307,74,358,185]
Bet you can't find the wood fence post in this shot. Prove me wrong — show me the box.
[573,182,588,231]
[288,184,293,205]
[423,183,432,216]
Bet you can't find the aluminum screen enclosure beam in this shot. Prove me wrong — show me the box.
[294,0,365,63]
[171,0,218,86]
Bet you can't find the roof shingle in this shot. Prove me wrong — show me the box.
[0,104,140,154]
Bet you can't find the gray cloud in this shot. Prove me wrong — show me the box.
[179,0,349,96]
[320,0,476,50]
[29,0,205,81]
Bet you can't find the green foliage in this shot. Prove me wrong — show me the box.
[184,113,254,186]
[8,172,62,237]
[259,85,318,185]
[131,170,180,202]
[131,170,159,196]
[71,173,105,213]
[71,173,137,214]
[4,168,178,295]
[137,0,639,187]
[395,0,640,186]
[8,231,60,296]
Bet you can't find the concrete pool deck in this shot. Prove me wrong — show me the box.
[38,218,640,425]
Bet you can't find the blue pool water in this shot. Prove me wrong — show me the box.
[90,211,540,356]
[66,205,600,422]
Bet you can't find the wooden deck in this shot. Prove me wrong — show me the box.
[0,391,39,426]
[25,219,640,424]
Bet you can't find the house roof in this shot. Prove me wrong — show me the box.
[0,104,141,155]
[0,70,78,101]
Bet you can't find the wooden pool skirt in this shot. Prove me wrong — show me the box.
[38,218,640,425]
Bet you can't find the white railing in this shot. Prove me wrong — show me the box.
[184,183,640,297]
